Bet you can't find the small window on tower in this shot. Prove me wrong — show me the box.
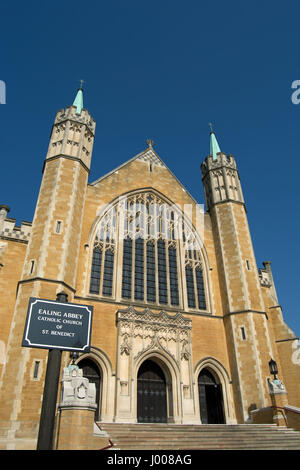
[241,327,246,341]
[33,361,40,379]
[246,259,250,271]
[29,260,35,274]
[55,220,62,234]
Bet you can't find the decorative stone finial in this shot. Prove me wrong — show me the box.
[146,139,155,148]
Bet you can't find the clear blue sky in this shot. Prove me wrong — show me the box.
[1,1,300,340]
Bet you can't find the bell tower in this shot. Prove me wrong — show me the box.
[0,87,96,439]
[30,85,96,291]
[201,131,276,422]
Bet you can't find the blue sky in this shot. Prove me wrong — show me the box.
[1,1,300,340]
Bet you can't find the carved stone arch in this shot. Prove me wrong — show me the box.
[74,346,115,422]
[194,357,235,424]
[134,348,182,424]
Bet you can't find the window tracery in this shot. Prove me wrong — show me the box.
[89,191,207,312]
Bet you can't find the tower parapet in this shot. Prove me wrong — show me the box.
[46,104,96,171]
[201,151,244,210]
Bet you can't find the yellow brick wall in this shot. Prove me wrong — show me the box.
[0,239,27,378]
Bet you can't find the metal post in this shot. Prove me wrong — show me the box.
[36,291,68,450]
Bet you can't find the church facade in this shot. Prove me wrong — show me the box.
[0,89,299,449]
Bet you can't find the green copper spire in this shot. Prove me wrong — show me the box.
[209,123,221,160]
[73,81,84,114]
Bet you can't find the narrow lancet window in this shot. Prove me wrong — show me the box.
[89,247,102,294]
[195,267,206,310]
[122,238,132,299]
[169,246,179,306]
[157,239,168,304]
[102,249,114,296]
[185,265,196,308]
[146,241,156,302]
[134,238,144,300]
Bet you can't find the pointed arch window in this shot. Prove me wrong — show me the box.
[89,191,207,312]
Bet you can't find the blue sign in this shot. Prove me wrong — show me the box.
[22,297,93,352]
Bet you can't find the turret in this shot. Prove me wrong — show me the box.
[201,131,244,210]
[202,128,276,422]
[46,86,95,171]
[0,86,96,432]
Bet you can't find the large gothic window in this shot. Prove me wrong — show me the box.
[89,191,207,312]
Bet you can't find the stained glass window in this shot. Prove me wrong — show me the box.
[89,191,207,312]
[122,238,132,299]
[89,247,102,294]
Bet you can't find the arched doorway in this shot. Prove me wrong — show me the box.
[137,359,167,423]
[198,368,225,424]
[78,358,102,420]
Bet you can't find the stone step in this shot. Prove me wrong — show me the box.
[98,423,300,450]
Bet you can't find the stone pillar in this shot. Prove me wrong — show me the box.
[268,378,288,427]
[55,365,97,450]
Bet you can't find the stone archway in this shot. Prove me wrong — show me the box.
[194,358,235,424]
[78,357,102,420]
[115,306,198,424]
[198,368,225,424]
[75,347,115,423]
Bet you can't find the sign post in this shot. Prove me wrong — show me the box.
[21,291,93,450]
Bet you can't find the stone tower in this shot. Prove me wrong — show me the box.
[201,131,277,422]
[0,88,96,440]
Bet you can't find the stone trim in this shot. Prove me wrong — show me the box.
[0,235,28,244]
[17,277,76,295]
[43,154,90,174]
[116,305,192,330]
[207,199,246,211]
[275,337,299,343]
[74,295,222,319]
[223,309,268,319]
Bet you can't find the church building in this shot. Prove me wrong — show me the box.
[0,88,299,450]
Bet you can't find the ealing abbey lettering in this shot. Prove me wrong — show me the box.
[37,309,83,326]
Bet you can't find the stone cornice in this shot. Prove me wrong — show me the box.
[43,154,90,174]
[223,309,268,320]
[17,277,76,295]
[116,305,192,330]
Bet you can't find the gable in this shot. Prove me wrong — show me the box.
[89,146,199,207]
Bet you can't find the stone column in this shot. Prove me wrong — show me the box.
[55,365,98,450]
[268,378,288,427]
